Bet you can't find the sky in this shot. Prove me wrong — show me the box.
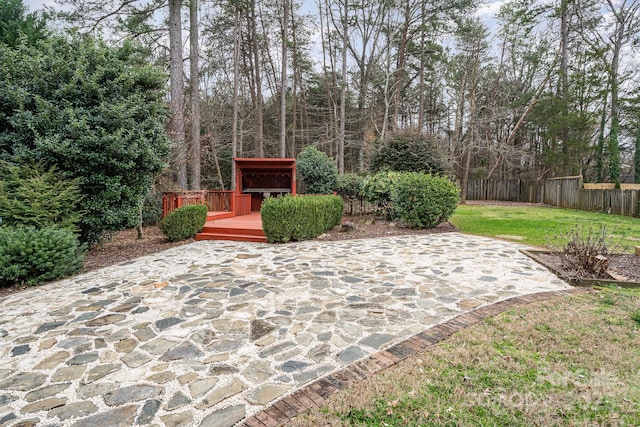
[24,0,506,21]
[24,0,51,12]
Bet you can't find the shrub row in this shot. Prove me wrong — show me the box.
[159,204,208,242]
[261,194,343,243]
[317,169,460,229]
[0,226,86,286]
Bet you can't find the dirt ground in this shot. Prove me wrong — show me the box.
[2,205,638,297]
[0,215,457,298]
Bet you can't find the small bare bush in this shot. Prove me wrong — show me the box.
[549,225,624,278]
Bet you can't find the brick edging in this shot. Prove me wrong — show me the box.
[240,288,592,427]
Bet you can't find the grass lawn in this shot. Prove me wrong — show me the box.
[450,204,640,251]
[289,287,640,426]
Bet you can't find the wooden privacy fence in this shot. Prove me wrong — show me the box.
[342,197,378,216]
[467,176,640,217]
[465,179,544,203]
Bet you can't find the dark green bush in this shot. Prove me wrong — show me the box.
[0,37,171,244]
[370,131,449,175]
[0,162,82,230]
[261,194,343,243]
[142,192,163,226]
[335,173,364,199]
[296,146,338,194]
[362,171,401,218]
[0,226,86,286]
[159,204,208,242]
[391,173,460,228]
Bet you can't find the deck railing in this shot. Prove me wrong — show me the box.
[205,190,233,212]
[162,191,207,217]
[234,194,252,216]
[163,190,252,217]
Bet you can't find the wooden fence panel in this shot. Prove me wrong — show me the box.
[468,176,638,218]
[466,179,544,203]
[342,197,377,216]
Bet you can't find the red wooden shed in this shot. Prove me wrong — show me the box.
[234,158,297,211]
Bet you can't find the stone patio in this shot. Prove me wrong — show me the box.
[0,233,571,426]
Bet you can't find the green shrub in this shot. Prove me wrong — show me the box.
[0,226,86,286]
[362,171,401,218]
[296,146,338,194]
[0,162,82,230]
[370,130,449,175]
[336,173,365,199]
[261,194,343,243]
[391,173,460,228]
[159,204,208,242]
[142,192,163,226]
[0,37,171,244]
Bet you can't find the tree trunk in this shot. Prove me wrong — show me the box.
[338,0,347,174]
[595,93,608,182]
[189,0,200,190]
[251,0,264,157]
[609,21,623,187]
[137,205,144,239]
[231,8,241,190]
[169,0,187,188]
[280,0,288,158]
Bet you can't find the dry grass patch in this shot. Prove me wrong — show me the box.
[288,288,640,426]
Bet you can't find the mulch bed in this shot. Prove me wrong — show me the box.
[0,216,456,299]
[2,209,638,298]
[534,252,640,283]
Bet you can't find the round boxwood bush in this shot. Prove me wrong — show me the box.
[0,226,86,286]
[159,204,208,242]
[297,146,338,194]
[390,173,460,228]
[335,173,364,199]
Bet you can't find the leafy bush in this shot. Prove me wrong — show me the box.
[362,171,401,218]
[335,173,365,199]
[370,131,449,175]
[0,37,171,243]
[0,226,86,286]
[296,146,338,194]
[0,162,82,230]
[391,173,460,228]
[159,204,208,242]
[261,194,343,243]
[142,192,163,226]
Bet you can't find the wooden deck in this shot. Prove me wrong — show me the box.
[196,212,267,242]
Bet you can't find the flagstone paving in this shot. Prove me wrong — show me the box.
[0,233,570,426]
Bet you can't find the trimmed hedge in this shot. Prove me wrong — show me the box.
[0,226,86,286]
[159,204,208,242]
[261,194,343,243]
[390,172,460,228]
